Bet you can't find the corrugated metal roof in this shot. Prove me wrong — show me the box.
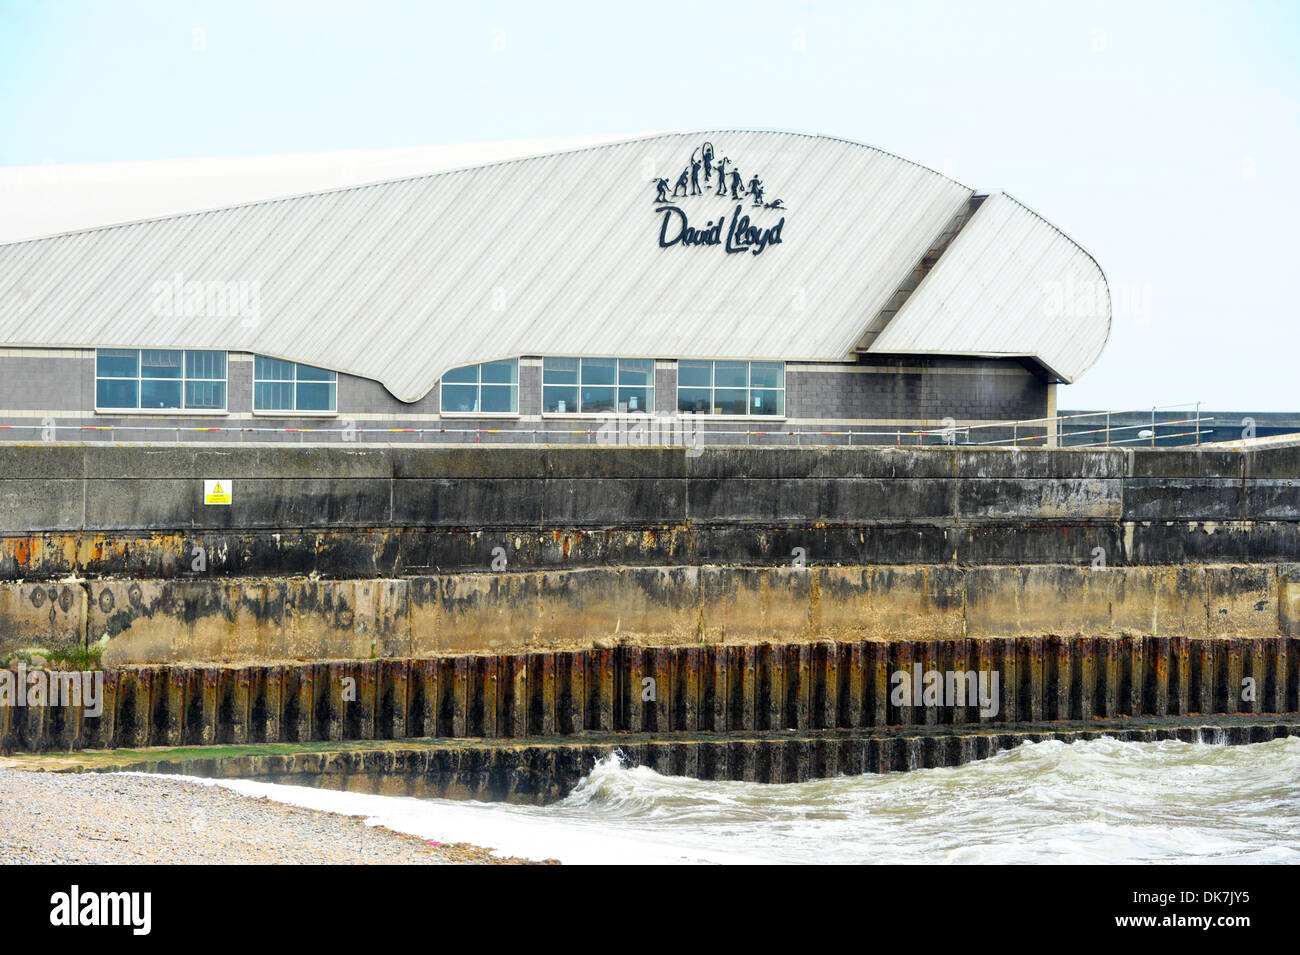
[867,192,1110,382]
[0,131,1108,400]
[0,134,656,244]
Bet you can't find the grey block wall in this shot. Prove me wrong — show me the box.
[787,357,1045,422]
[0,354,90,411]
[654,362,676,415]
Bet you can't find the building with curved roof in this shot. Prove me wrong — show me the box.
[0,130,1109,444]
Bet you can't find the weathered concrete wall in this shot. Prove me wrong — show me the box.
[44,563,1290,665]
[0,582,86,654]
[4,635,1298,755]
[1,443,1294,660]
[2,563,1295,665]
[0,444,1296,582]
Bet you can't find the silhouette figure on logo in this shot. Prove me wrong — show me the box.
[715,157,731,195]
[650,144,790,215]
[673,168,691,198]
[729,168,745,200]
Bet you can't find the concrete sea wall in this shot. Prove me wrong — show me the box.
[0,442,1297,662]
[1,443,1297,580]
[34,562,1298,665]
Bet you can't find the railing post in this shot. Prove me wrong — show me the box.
[1151,406,1156,448]
[1195,402,1201,446]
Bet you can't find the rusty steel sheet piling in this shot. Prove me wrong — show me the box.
[4,635,1300,755]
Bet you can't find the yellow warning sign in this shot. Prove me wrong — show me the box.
[203,479,232,505]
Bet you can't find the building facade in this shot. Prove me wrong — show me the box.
[0,131,1109,445]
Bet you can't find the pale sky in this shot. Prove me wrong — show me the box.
[1,0,1296,411]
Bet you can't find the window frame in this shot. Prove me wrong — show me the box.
[94,348,229,415]
[251,356,339,416]
[438,358,520,417]
[675,360,786,418]
[541,357,656,417]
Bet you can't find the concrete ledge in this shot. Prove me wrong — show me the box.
[0,443,1294,535]
[15,718,1299,800]
[1,562,1278,665]
[2,519,1297,584]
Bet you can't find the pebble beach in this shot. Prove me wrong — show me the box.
[0,768,547,865]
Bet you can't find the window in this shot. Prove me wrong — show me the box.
[543,358,654,414]
[440,359,518,414]
[253,356,337,413]
[95,349,227,411]
[677,360,784,416]
[184,351,227,409]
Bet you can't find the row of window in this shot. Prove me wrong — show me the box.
[678,360,785,417]
[445,358,785,416]
[95,349,229,411]
[92,351,787,417]
[95,350,337,413]
[543,358,654,414]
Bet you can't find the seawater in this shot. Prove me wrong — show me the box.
[170,736,1300,864]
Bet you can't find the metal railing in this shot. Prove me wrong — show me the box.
[0,403,1218,448]
[911,403,1214,448]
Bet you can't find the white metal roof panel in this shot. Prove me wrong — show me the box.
[867,192,1111,382]
[0,132,1105,400]
[0,134,657,244]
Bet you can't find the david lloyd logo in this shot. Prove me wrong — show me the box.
[651,141,786,256]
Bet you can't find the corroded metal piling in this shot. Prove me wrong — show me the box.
[4,635,1299,754]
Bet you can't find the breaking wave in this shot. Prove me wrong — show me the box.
[180,736,1300,864]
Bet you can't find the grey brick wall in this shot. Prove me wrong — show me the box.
[654,364,677,415]
[787,358,1045,422]
[229,358,252,413]
[340,370,437,416]
[0,355,89,411]
[519,361,541,416]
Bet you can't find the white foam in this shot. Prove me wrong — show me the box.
[138,765,766,865]
[126,737,1300,865]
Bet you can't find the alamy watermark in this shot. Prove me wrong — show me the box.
[50,885,150,935]
[0,664,103,717]
[1042,275,1151,326]
[595,412,705,456]
[890,664,1000,718]
[149,272,261,327]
